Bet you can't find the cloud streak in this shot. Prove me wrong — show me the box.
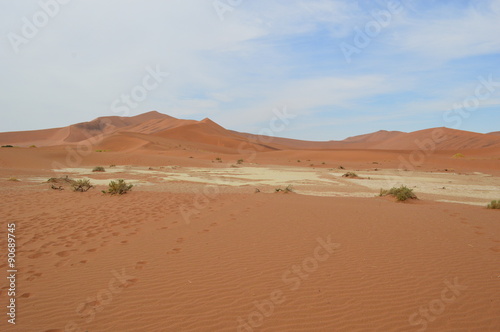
[0,0,498,139]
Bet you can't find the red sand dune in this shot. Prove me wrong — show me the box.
[1,111,499,156]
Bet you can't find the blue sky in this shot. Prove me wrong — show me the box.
[0,0,499,140]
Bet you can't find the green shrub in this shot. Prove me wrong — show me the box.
[237,159,244,164]
[487,200,500,209]
[379,185,417,201]
[1,145,14,148]
[92,166,105,172]
[105,179,133,195]
[72,179,93,192]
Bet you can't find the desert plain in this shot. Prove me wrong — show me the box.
[0,111,499,331]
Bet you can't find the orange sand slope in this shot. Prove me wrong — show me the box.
[0,185,499,331]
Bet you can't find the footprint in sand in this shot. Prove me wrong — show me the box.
[54,260,68,267]
[119,278,139,289]
[135,261,148,270]
[167,248,182,254]
[176,238,184,243]
[86,248,98,253]
[489,246,500,253]
[28,252,47,259]
[26,272,42,281]
[56,251,72,257]
[120,240,128,244]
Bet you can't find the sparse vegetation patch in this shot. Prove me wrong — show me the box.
[379,185,417,201]
[487,200,500,209]
[72,179,94,192]
[92,166,106,172]
[104,179,133,195]
[342,172,359,178]
[275,185,294,193]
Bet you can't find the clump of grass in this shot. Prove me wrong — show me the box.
[104,179,133,195]
[338,165,345,170]
[452,153,465,158]
[50,184,63,191]
[342,172,359,178]
[1,145,14,148]
[486,200,500,209]
[297,160,301,163]
[379,185,417,201]
[8,177,20,182]
[92,166,105,172]
[237,159,244,165]
[72,179,93,192]
[109,164,117,168]
[215,157,222,162]
[47,175,73,184]
[95,149,108,152]
[29,145,37,148]
[275,185,294,193]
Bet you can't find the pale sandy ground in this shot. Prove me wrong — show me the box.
[49,164,500,205]
[1,161,499,332]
